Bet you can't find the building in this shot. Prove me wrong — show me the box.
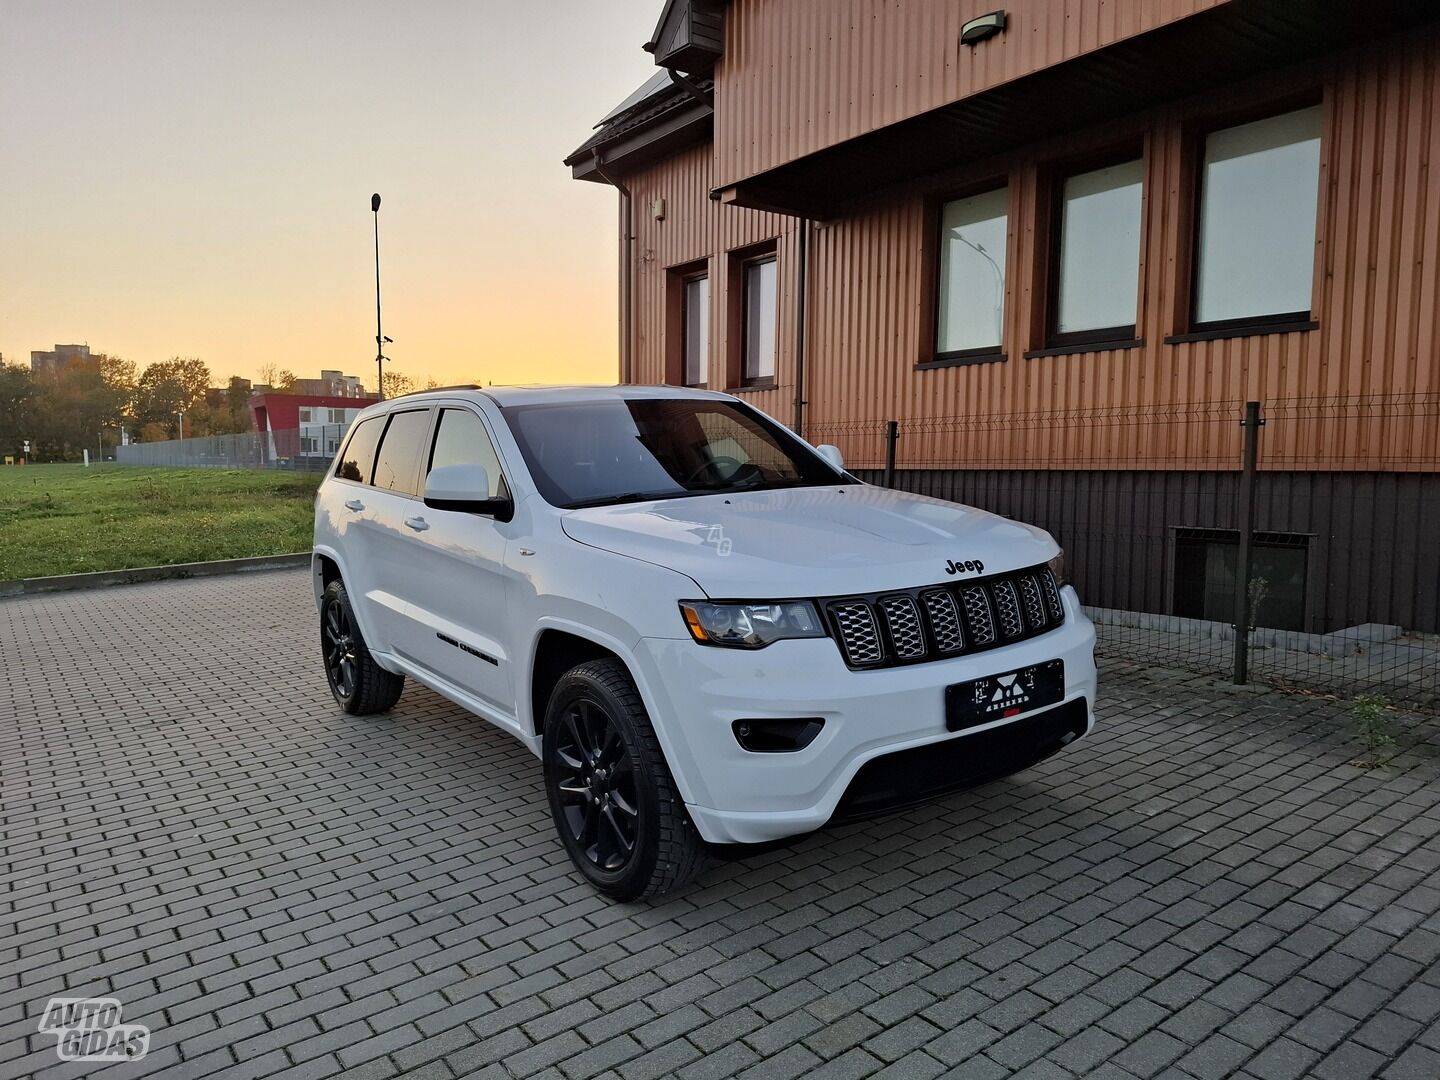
[247,391,378,463]
[293,370,371,398]
[30,344,96,375]
[567,0,1440,637]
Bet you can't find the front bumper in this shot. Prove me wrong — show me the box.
[633,586,1097,844]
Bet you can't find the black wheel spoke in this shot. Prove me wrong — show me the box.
[548,693,641,876]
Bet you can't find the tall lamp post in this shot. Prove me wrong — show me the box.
[176,410,185,439]
[372,193,385,400]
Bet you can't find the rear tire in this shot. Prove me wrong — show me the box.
[543,659,705,900]
[321,578,404,715]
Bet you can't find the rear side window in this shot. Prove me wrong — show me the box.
[371,409,432,496]
[335,416,383,483]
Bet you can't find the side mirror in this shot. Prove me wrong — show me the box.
[424,463,513,521]
[814,444,845,472]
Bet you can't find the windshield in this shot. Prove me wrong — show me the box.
[502,398,851,509]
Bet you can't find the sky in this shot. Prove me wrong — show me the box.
[0,0,660,390]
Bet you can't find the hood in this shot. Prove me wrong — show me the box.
[560,484,1058,598]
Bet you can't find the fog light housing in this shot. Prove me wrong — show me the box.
[733,718,824,753]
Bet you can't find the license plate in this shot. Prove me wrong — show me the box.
[945,659,1065,733]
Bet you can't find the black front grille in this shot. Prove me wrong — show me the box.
[824,564,1066,669]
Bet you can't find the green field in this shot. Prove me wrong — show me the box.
[0,464,317,580]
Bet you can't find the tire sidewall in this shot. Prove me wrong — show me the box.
[543,670,663,898]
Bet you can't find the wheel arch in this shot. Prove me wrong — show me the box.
[529,627,628,739]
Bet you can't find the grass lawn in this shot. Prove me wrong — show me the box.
[0,464,317,580]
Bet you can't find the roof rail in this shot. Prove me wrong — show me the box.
[393,384,483,397]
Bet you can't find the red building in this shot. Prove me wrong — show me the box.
[248,392,378,461]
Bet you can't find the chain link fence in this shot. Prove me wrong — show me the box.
[812,393,1440,710]
[115,425,349,471]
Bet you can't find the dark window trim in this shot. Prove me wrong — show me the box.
[725,377,776,393]
[370,406,434,501]
[665,257,709,387]
[1040,144,1146,350]
[1178,92,1324,335]
[680,269,710,388]
[922,178,1011,366]
[1164,315,1317,345]
[1024,338,1143,360]
[739,250,779,387]
[916,350,1007,371]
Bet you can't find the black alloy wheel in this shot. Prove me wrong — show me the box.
[542,658,704,900]
[551,698,640,872]
[323,596,357,699]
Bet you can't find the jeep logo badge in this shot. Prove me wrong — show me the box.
[944,559,984,576]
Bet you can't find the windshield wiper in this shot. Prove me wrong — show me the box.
[568,490,685,509]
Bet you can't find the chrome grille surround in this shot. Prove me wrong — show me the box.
[823,565,1066,670]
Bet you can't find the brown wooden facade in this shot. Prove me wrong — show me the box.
[568,0,1440,632]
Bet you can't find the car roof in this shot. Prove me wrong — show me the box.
[385,384,735,408]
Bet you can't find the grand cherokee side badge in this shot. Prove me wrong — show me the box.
[944,559,985,575]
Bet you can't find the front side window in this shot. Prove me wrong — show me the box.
[428,407,507,499]
[371,408,431,496]
[741,256,777,383]
[936,187,1008,356]
[683,275,709,387]
[1053,159,1144,342]
[1193,105,1322,327]
[335,414,383,482]
[503,398,849,509]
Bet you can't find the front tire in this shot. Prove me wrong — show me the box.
[321,578,404,715]
[543,659,704,901]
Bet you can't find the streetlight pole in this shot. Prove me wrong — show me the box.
[372,193,384,400]
[177,411,185,440]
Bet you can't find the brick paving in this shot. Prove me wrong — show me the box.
[2,568,1440,1080]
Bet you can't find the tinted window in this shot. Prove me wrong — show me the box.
[428,408,507,499]
[335,415,383,483]
[503,398,850,509]
[371,409,431,496]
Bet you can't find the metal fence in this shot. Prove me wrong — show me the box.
[812,393,1440,710]
[115,425,350,471]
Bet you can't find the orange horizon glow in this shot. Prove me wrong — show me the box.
[0,0,659,392]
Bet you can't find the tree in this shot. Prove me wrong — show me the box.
[381,370,414,398]
[133,357,213,438]
[0,359,35,459]
[28,353,133,460]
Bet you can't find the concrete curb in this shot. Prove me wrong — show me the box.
[0,553,312,599]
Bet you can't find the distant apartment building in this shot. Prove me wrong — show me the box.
[30,344,96,375]
[293,370,370,398]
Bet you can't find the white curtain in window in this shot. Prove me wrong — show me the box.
[937,188,1008,353]
[1057,159,1143,335]
[1195,105,1321,324]
[684,276,709,386]
[744,259,777,379]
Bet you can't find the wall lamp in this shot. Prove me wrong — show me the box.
[961,10,1007,46]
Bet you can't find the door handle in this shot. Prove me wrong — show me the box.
[344,499,365,512]
[404,516,430,532]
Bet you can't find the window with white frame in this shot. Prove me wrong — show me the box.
[1193,105,1322,327]
[936,187,1008,357]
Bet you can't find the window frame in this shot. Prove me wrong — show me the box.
[424,403,512,503]
[681,270,710,388]
[369,406,435,499]
[1042,147,1146,351]
[1174,95,1324,341]
[332,413,385,486]
[920,180,1012,369]
[739,251,778,389]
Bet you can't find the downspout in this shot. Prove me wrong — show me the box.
[792,218,811,436]
[593,151,634,384]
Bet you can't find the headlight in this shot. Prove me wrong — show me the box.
[1047,550,1067,586]
[679,601,825,648]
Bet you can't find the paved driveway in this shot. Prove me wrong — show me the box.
[2,568,1439,1080]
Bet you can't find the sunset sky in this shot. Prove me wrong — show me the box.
[0,0,659,390]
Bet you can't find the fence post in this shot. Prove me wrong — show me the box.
[1233,400,1264,684]
[883,420,899,488]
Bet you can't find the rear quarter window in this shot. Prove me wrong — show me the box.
[335,415,384,483]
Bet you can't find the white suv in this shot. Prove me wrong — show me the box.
[313,385,1097,899]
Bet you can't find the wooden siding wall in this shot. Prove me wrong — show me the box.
[714,0,1228,189]
[620,30,1440,472]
